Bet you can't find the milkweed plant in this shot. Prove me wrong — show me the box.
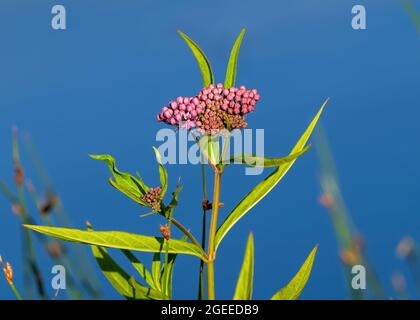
[23,29,329,300]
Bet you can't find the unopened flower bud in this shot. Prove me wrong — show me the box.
[160,224,171,240]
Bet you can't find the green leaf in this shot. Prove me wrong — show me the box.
[215,99,328,250]
[160,235,187,299]
[24,225,208,261]
[128,277,167,300]
[271,245,318,300]
[153,147,168,199]
[233,233,254,300]
[224,28,246,89]
[227,145,311,168]
[177,30,214,86]
[199,135,220,166]
[90,154,149,205]
[152,252,162,291]
[121,250,156,290]
[91,245,163,300]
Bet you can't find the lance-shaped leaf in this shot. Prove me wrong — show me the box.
[90,154,149,206]
[177,30,214,86]
[91,245,163,300]
[160,235,187,299]
[153,147,168,199]
[121,250,156,290]
[227,145,311,168]
[224,28,246,89]
[233,233,254,300]
[215,99,328,250]
[24,225,208,261]
[152,252,162,291]
[271,245,318,300]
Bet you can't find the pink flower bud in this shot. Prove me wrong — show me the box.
[177,96,183,104]
[191,110,197,117]
[164,111,172,119]
[170,101,178,109]
[217,83,223,89]
[170,118,177,125]
[175,114,182,122]
[192,97,199,105]
[223,89,229,96]
[183,97,189,104]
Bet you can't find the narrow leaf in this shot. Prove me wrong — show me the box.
[90,154,149,205]
[177,30,214,86]
[91,245,162,300]
[233,233,254,300]
[121,250,156,290]
[224,28,246,88]
[228,145,311,168]
[160,235,187,298]
[153,147,168,199]
[271,245,318,300]
[215,99,328,250]
[24,225,208,261]
[152,252,162,291]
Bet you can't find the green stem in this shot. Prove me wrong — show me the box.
[198,158,207,300]
[11,283,22,300]
[206,169,222,300]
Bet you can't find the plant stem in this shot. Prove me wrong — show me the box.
[11,283,23,300]
[198,159,208,300]
[170,217,202,250]
[206,169,222,300]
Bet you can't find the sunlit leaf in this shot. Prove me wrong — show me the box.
[233,233,254,300]
[90,154,148,205]
[91,245,163,300]
[177,30,214,86]
[153,147,168,199]
[227,145,311,168]
[224,28,246,88]
[24,225,208,261]
[121,250,156,290]
[271,245,318,300]
[215,99,328,250]
[152,252,162,291]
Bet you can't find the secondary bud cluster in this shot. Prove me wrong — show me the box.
[141,186,162,212]
[157,83,260,134]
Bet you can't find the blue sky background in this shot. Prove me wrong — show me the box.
[0,1,419,299]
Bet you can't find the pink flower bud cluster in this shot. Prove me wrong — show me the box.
[197,83,260,116]
[157,83,260,134]
[156,96,204,130]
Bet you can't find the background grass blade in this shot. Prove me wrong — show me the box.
[233,233,254,300]
[177,30,214,86]
[224,28,246,88]
[271,245,318,300]
[215,99,328,250]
